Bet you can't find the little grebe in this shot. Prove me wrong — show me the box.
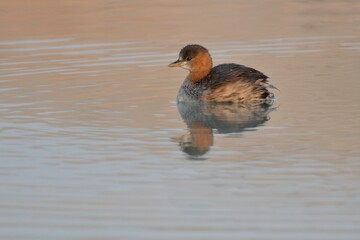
[169,44,276,104]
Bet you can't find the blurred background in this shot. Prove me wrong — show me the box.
[0,1,359,240]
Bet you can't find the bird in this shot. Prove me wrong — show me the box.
[169,44,276,105]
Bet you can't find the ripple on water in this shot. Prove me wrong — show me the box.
[0,33,360,240]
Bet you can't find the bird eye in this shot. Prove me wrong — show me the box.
[186,56,192,61]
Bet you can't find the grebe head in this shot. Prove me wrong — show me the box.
[169,44,213,82]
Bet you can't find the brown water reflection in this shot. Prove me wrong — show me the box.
[175,103,273,159]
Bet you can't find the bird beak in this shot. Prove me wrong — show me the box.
[168,59,186,68]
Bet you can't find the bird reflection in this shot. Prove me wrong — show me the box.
[175,102,274,159]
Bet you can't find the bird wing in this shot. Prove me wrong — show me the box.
[200,64,274,103]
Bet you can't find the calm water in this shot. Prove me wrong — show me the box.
[1,1,360,239]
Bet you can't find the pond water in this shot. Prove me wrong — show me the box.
[1,1,359,239]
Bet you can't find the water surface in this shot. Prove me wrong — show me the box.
[0,1,360,239]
